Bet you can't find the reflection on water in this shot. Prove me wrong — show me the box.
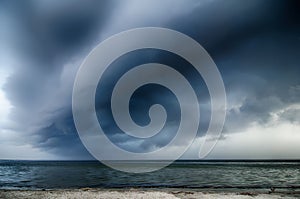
[0,160,299,190]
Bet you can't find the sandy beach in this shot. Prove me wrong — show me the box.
[0,189,298,199]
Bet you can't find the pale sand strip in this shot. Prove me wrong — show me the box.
[0,190,297,199]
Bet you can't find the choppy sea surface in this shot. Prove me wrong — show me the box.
[0,160,299,191]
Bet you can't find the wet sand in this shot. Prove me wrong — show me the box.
[0,189,297,199]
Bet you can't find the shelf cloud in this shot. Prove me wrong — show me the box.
[0,0,299,160]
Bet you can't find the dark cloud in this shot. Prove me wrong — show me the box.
[2,0,114,158]
[220,30,300,132]
[35,110,92,159]
[1,0,300,159]
[95,48,210,152]
[8,0,113,63]
[278,108,300,124]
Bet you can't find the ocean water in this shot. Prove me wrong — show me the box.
[0,160,299,191]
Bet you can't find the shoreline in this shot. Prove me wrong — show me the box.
[0,188,299,199]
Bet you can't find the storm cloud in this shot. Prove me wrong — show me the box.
[0,0,299,159]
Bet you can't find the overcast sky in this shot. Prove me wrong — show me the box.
[0,0,299,160]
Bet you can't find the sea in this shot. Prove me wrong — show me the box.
[0,160,299,193]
